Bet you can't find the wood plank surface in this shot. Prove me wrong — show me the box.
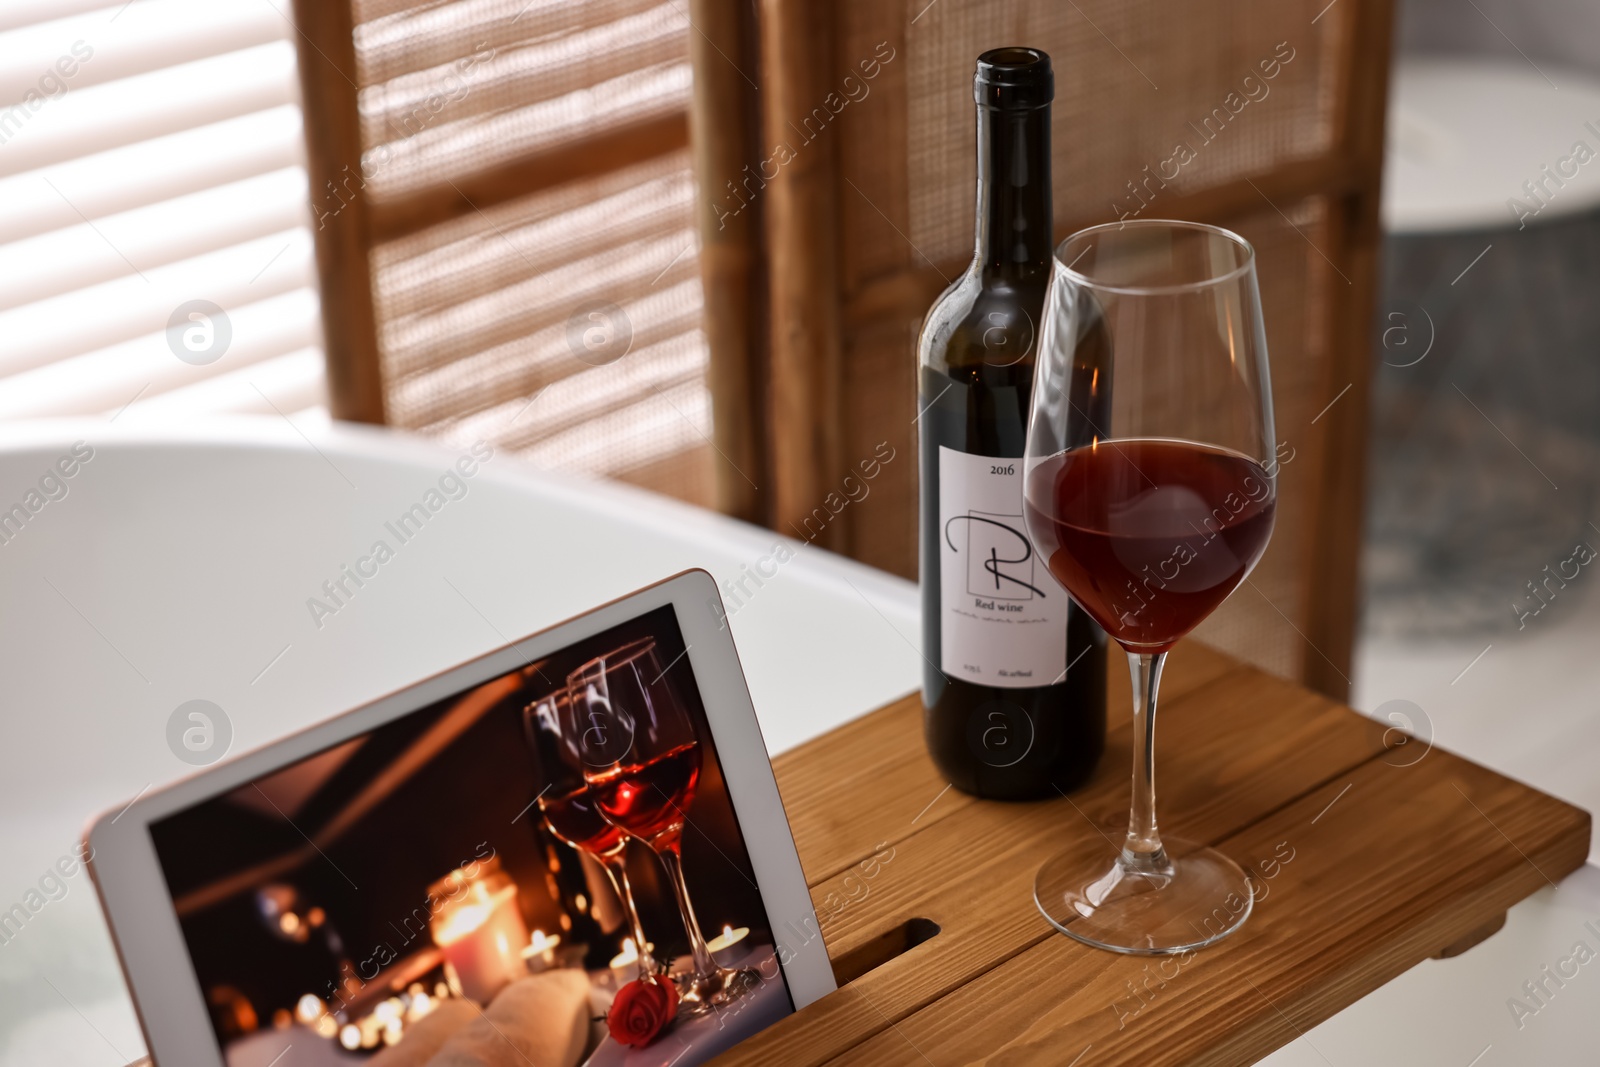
[719,643,1591,1067]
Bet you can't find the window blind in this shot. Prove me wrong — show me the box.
[0,0,718,509]
[0,0,325,423]
[349,0,716,506]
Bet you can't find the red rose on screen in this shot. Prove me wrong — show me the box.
[608,975,679,1048]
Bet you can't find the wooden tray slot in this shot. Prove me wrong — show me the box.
[830,917,941,987]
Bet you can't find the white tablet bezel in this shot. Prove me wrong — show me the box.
[85,569,835,1066]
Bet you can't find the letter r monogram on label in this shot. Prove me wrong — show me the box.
[946,513,1048,599]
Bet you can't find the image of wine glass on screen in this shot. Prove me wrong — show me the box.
[565,638,758,1013]
[524,688,663,979]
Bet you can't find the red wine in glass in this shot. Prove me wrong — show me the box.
[1026,439,1276,652]
[526,689,660,977]
[590,741,702,849]
[570,638,753,1010]
[539,784,627,858]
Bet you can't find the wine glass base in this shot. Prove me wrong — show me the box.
[673,966,761,1015]
[1034,837,1253,955]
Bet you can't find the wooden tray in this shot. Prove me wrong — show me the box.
[713,642,1591,1066]
[123,644,1587,1067]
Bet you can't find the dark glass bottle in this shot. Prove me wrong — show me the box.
[917,47,1106,800]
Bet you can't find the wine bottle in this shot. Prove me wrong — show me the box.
[917,47,1106,800]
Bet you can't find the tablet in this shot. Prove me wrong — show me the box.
[87,570,834,1066]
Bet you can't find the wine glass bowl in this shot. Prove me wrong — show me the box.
[564,639,755,1011]
[524,690,660,978]
[1024,439,1277,653]
[1025,220,1277,954]
[588,740,702,849]
[566,639,704,850]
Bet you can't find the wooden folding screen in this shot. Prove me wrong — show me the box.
[296,0,1394,696]
[292,0,759,510]
[710,0,1396,697]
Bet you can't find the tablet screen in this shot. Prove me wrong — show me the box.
[149,605,796,1066]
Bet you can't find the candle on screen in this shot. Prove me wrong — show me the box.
[706,925,749,954]
[609,937,642,983]
[431,878,529,1004]
[521,929,562,971]
[295,993,323,1025]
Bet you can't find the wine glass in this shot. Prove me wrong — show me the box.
[523,690,660,978]
[565,638,756,1010]
[1023,219,1277,954]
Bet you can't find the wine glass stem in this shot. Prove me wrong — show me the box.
[1122,651,1170,872]
[600,853,656,977]
[657,844,719,978]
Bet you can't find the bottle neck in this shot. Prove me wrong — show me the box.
[973,103,1052,282]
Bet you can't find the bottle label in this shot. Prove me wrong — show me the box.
[937,446,1065,687]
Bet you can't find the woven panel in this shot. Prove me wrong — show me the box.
[370,150,713,501]
[357,7,687,152]
[349,0,711,505]
[1190,198,1332,681]
[898,0,1342,266]
[354,0,667,85]
[846,199,1336,683]
[820,0,1362,685]
[353,0,690,204]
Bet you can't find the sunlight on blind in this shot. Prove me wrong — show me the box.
[355,0,715,505]
[0,0,718,509]
[0,0,325,423]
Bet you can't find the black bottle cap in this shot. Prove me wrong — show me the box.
[974,47,1053,110]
